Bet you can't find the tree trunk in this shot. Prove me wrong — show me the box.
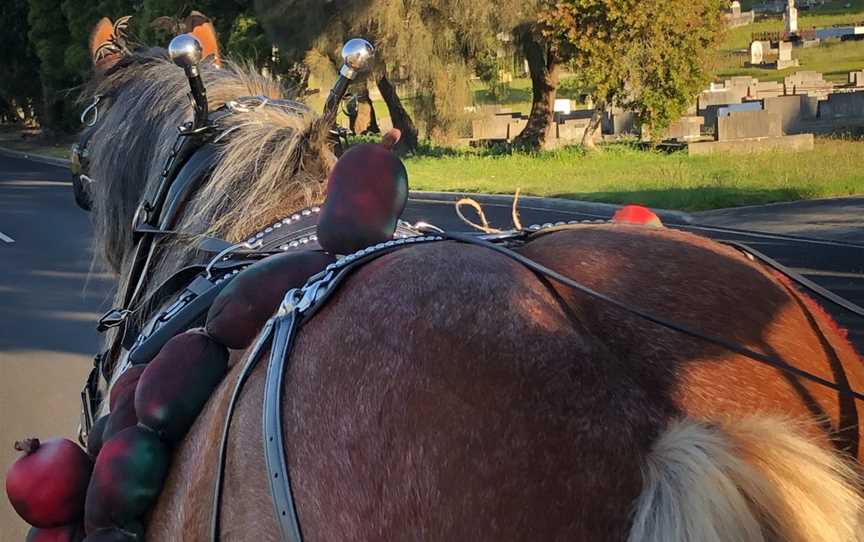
[351,81,380,135]
[513,35,559,151]
[581,107,604,150]
[376,70,418,154]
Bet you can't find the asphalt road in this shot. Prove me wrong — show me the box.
[0,153,862,539]
[0,154,113,539]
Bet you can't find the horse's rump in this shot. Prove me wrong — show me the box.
[150,225,864,541]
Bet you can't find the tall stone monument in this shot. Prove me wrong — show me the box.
[785,0,798,35]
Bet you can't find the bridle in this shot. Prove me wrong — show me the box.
[75,37,376,440]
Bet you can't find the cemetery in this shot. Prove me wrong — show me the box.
[465,68,864,155]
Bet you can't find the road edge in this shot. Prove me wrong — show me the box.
[0,146,71,168]
[410,191,694,224]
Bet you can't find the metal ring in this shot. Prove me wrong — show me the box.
[204,238,263,279]
[81,95,102,127]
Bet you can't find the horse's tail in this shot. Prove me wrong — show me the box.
[628,416,864,542]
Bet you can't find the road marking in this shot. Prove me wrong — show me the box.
[0,231,15,244]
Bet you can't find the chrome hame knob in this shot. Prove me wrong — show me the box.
[169,34,204,75]
[339,39,375,80]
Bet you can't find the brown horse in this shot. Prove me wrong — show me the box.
[80,18,864,542]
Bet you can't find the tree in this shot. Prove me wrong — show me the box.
[28,0,78,133]
[543,0,726,145]
[511,21,560,150]
[254,0,505,152]
[0,0,42,123]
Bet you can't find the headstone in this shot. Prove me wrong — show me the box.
[731,1,742,16]
[717,101,763,118]
[601,108,636,135]
[554,99,572,115]
[784,71,832,97]
[506,119,528,140]
[762,94,817,133]
[716,110,782,141]
[665,116,705,142]
[750,41,764,65]
[776,41,799,69]
[785,0,798,34]
[817,92,864,120]
[849,71,864,88]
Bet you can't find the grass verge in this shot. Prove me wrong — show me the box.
[404,138,864,211]
[0,127,75,160]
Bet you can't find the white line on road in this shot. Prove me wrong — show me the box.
[0,231,15,244]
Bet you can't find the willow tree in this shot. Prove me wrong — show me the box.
[255,0,505,151]
[543,0,726,145]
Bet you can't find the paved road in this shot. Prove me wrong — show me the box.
[0,154,114,539]
[0,153,862,539]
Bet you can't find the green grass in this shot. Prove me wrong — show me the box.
[0,127,74,160]
[404,138,864,211]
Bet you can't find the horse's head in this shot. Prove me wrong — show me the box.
[78,14,334,275]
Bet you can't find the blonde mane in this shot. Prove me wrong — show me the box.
[84,48,334,332]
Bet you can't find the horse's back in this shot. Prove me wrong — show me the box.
[150,225,864,541]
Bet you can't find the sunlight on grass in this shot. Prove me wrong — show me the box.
[405,138,864,211]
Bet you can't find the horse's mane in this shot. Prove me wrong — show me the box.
[83,47,333,329]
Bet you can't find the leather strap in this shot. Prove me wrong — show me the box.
[263,307,303,542]
[210,319,277,542]
[434,229,864,402]
[721,240,864,318]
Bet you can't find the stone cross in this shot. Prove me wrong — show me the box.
[731,0,741,16]
[785,0,798,34]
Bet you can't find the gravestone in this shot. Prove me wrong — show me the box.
[602,107,636,135]
[717,110,782,140]
[471,115,513,140]
[717,101,763,118]
[849,71,864,88]
[553,99,572,115]
[731,1,741,16]
[784,71,832,98]
[818,92,864,120]
[506,119,528,140]
[750,41,764,65]
[776,41,799,69]
[762,94,818,133]
[665,116,705,142]
[785,0,798,34]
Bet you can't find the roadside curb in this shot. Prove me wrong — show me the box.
[0,146,71,168]
[409,191,694,224]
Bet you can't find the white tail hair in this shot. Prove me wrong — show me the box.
[629,416,864,542]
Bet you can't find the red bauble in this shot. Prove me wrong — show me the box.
[6,438,93,528]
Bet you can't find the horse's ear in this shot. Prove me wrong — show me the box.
[185,11,221,67]
[90,16,130,75]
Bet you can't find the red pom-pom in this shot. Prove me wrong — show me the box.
[612,205,663,227]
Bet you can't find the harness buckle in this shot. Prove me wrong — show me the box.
[78,360,102,446]
[97,308,131,332]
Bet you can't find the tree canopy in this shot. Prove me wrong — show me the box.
[5,0,728,147]
[543,0,726,140]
